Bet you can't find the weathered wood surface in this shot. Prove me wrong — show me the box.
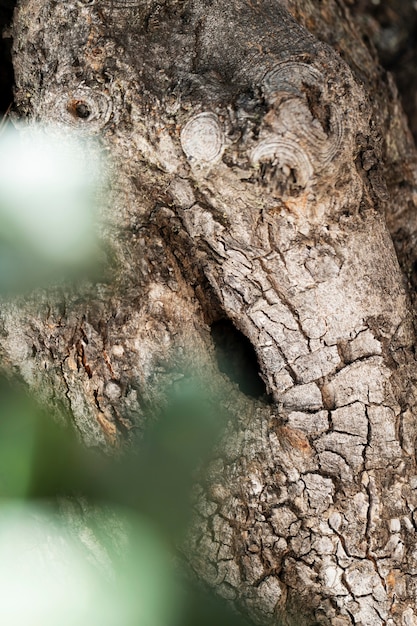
[8,0,417,623]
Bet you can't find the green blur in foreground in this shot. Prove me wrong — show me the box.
[0,502,178,626]
[0,378,249,626]
[0,123,250,625]
[0,124,103,290]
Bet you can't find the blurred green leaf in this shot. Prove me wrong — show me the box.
[0,502,182,626]
[108,379,227,539]
[0,378,37,498]
[181,583,251,626]
[0,124,104,291]
[0,372,252,625]
[0,120,255,625]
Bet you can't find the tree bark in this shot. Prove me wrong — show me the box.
[7,0,417,623]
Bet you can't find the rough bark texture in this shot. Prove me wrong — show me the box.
[7,0,417,624]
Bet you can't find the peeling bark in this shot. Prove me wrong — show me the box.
[7,0,417,623]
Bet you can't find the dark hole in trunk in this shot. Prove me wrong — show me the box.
[211,319,272,402]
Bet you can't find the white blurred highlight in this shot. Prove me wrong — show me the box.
[0,502,179,626]
[0,125,103,266]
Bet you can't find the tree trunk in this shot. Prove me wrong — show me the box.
[7,0,417,623]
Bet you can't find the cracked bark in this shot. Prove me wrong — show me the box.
[7,0,417,624]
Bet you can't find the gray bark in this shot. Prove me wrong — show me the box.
[7,0,417,623]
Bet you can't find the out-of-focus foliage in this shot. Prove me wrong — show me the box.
[0,377,249,626]
[0,124,103,291]
[0,124,249,625]
[0,501,180,626]
[118,381,227,540]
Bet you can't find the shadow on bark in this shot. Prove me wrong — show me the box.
[0,0,15,115]
[211,319,273,402]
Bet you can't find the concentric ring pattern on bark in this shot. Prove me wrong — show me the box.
[180,112,225,166]
[262,61,344,166]
[41,86,114,134]
[237,58,356,223]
